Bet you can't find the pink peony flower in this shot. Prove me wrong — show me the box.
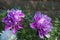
[30,11,53,38]
[2,9,25,34]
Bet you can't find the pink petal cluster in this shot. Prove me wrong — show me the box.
[30,11,53,38]
[2,9,25,34]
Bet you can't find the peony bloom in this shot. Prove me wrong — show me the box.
[2,9,25,34]
[7,9,25,22]
[0,30,17,40]
[30,11,53,38]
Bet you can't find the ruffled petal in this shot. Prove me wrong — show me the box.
[19,13,25,18]
[44,34,50,38]
[37,18,45,24]
[34,11,42,21]
[39,32,44,39]
[18,25,23,29]
[15,24,23,30]
[5,25,11,30]
[12,27,16,34]
[30,22,36,29]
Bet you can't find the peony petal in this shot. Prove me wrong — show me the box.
[34,11,42,21]
[30,22,36,29]
[16,10,22,14]
[39,32,44,39]
[38,18,45,24]
[15,25,23,30]
[18,25,23,29]
[5,25,11,30]
[19,13,25,18]
[12,27,16,34]
[44,34,50,38]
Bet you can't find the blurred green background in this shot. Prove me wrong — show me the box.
[0,0,60,40]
